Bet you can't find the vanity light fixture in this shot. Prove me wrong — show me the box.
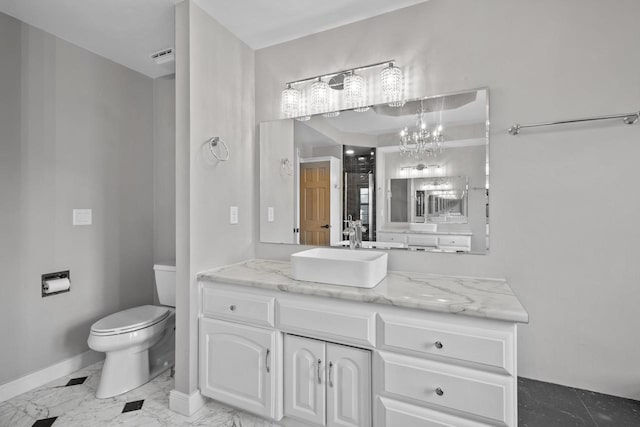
[280,84,301,117]
[345,149,355,155]
[280,59,402,118]
[344,71,367,111]
[381,62,404,107]
[310,77,330,113]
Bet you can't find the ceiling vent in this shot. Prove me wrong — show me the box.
[151,48,174,65]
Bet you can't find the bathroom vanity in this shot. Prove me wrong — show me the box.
[197,259,528,427]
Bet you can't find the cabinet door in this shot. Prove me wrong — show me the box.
[326,343,371,427]
[199,318,277,419]
[284,335,326,426]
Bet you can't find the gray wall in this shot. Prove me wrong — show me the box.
[254,0,640,399]
[153,75,177,267]
[0,13,156,384]
[174,0,256,395]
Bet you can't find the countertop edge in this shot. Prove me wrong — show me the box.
[196,259,529,324]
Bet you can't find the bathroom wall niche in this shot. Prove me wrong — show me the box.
[259,88,489,254]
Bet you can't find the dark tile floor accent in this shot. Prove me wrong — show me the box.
[519,377,640,427]
[31,417,57,427]
[64,376,87,387]
[121,399,145,413]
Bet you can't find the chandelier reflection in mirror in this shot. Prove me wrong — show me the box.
[280,60,403,118]
[399,99,446,159]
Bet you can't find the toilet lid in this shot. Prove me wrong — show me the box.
[91,305,170,335]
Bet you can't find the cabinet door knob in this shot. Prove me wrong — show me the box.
[229,305,237,311]
[317,359,322,384]
[435,341,443,349]
[436,387,444,396]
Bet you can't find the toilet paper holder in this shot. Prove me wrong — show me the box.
[42,270,70,297]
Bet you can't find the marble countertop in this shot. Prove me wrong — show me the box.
[378,228,473,236]
[197,259,528,323]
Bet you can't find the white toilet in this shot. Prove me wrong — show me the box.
[88,265,176,398]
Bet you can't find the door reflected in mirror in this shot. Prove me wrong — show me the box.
[259,88,489,254]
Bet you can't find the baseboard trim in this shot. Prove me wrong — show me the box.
[169,389,206,416]
[0,350,104,403]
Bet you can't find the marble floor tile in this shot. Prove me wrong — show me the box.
[518,377,598,427]
[576,388,640,427]
[2,362,639,427]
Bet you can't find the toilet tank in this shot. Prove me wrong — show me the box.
[153,264,176,307]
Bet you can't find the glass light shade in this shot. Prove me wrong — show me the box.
[280,85,300,117]
[311,78,330,112]
[323,111,340,118]
[353,106,370,112]
[381,63,403,105]
[344,72,366,107]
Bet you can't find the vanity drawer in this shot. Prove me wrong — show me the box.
[377,315,513,374]
[277,299,375,347]
[377,352,514,426]
[407,234,438,247]
[438,236,470,247]
[202,287,275,327]
[375,397,492,427]
[377,232,406,244]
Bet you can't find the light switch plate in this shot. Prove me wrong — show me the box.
[230,206,239,224]
[73,209,92,226]
[267,207,274,222]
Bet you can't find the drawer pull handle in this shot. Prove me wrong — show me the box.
[328,362,334,388]
[229,305,237,311]
[317,359,322,384]
[435,341,443,349]
[435,387,444,396]
[265,348,271,373]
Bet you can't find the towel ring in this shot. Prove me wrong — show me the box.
[208,137,230,162]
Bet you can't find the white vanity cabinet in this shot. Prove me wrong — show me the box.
[284,335,371,427]
[198,260,528,427]
[377,231,472,252]
[199,318,280,419]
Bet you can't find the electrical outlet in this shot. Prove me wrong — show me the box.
[230,206,239,224]
[268,207,274,222]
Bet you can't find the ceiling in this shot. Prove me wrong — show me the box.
[193,0,429,49]
[0,0,428,78]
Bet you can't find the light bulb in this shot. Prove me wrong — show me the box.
[280,84,300,117]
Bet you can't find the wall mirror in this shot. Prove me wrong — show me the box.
[259,88,489,254]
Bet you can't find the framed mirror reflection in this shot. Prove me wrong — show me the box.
[259,88,489,254]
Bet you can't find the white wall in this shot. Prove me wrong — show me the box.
[174,0,256,396]
[0,12,155,385]
[254,0,640,399]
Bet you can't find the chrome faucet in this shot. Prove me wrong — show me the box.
[343,215,367,249]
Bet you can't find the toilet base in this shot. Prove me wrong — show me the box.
[96,348,152,398]
[94,317,175,399]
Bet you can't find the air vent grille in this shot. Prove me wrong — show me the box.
[151,48,174,65]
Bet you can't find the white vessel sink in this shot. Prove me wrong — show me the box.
[409,222,438,232]
[291,248,388,288]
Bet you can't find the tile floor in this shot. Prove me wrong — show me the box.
[1,362,639,426]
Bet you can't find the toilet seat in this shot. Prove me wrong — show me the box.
[90,305,170,336]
